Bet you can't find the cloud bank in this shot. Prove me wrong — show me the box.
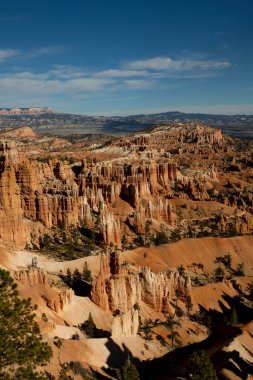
[0,49,233,108]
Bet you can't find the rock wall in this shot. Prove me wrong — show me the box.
[111,308,139,337]
[91,252,192,314]
[0,141,182,248]
[13,268,47,286]
[13,268,74,313]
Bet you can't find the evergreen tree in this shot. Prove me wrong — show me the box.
[73,268,82,283]
[144,219,153,246]
[65,268,72,287]
[80,313,96,338]
[186,295,193,314]
[177,264,186,276]
[246,281,253,301]
[82,262,93,284]
[121,234,128,250]
[234,262,245,276]
[164,315,181,348]
[214,256,223,267]
[223,254,232,269]
[185,350,218,380]
[197,263,205,274]
[213,266,225,282]
[122,358,140,380]
[0,269,52,379]
[155,225,169,245]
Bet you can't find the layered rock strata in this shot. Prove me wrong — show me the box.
[13,268,73,313]
[91,252,192,335]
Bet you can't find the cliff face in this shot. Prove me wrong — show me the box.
[91,251,192,336]
[13,268,47,286]
[0,140,182,248]
[13,268,73,313]
[111,308,139,337]
[91,252,192,314]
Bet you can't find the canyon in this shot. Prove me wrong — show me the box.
[0,122,252,379]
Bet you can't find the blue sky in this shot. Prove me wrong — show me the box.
[0,0,252,115]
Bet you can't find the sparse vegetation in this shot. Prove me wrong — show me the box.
[185,350,218,380]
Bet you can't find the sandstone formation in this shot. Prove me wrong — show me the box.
[0,123,252,249]
[13,268,73,313]
[91,251,192,314]
[13,268,47,286]
[44,289,73,313]
[111,308,139,337]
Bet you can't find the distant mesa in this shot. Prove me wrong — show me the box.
[0,107,53,115]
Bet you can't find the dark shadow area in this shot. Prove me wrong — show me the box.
[60,276,92,297]
[221,294,253,324]
[78,225,102,246]
[103,339,137,379]
[71,279,92,297]
[137,323,243,380]
[216,350,253,380]
[136,293,253,380]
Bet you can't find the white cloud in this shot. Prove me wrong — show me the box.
[24,46,65,59]
[124,79,157,89]
[0,72,115,96]
[0,46,64,64]
[0,52,233,107]
[48,65,87,79]
[94,69,148,78]
[0,49,20,63]
[128,56,231,71]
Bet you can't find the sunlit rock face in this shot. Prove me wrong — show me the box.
[91,252,192,312]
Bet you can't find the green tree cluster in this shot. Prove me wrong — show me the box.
[0,269,52,380]
[185,350,218,380]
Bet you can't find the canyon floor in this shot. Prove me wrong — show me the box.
[0,123,253,379]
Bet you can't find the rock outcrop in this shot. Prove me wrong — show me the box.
[13,268,47,286]
[111,308,139,337]
[13,268,73,313]
[44,289,73,313]
[91,251,192,314]
[0,123,252,249]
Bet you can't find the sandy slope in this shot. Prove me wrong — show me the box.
[122,236,253,276]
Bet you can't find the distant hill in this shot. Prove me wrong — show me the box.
[0,126,38,139]
[0,107,53,115]
[0,110,252,139]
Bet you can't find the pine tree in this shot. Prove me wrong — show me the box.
[186,295,193,314]
[82,262,93,284]
[65,268,72,287]
[122,358,140,380]
[213,266,225,282]
[80,313,96,338]
[73,268,82,283]
[121,234,128,249]
[185,350,218,380]
[246,281,253,300]
[165,315,181,348]
[0,269,52,379]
